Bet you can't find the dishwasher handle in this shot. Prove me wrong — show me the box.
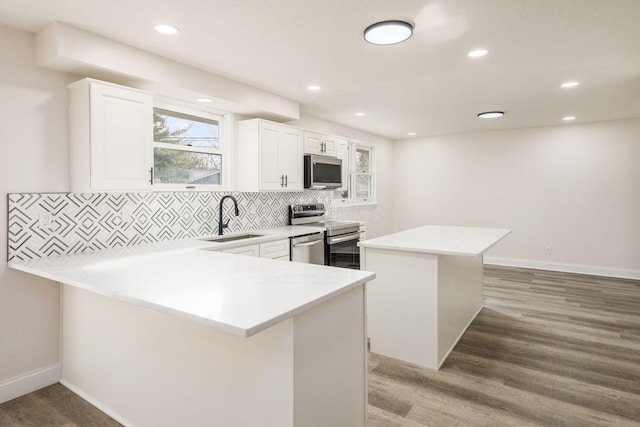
[292,239,324,248]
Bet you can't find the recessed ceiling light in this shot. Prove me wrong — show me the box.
[155,24,180,35]
[468,49,489,58]
[563,116,576,121]
[478,111,504,119]
[364,20,413,45]
[197,98,212,103]
[307,85,321,91]
[355,112,366,117]
[407,132,416,136]
[561,81,580,88]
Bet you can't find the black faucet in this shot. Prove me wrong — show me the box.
[218,195,239,235]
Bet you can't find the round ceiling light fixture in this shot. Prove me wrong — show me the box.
[364,20,413,45]
[477,111,504,119]
[307,85,321,91]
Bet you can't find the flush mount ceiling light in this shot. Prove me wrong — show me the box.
[155,24,180,35]
[478,111,504,119]
[355,112,366,117]
[563,116,576,121]
[468,49,489,58]
[364,20,413,45]
[307,85,321,91]
[407,132,417,136]
[561,81,580,88]
[197,98,212,103]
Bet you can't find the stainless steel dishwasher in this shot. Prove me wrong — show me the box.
[290,232,325,265]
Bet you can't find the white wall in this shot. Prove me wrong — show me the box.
[393,118,640,276]
[0,25,69,393]
[287,115,394,239]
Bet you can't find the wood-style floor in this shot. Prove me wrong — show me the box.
[368,266,640,426]
[1,266,638,426]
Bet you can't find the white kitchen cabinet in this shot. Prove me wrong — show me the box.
[223,244,260,257]
[238,119,304,191]
[304,131,337,157]
[259,239,290,260]
[218,238,290,260]
[335,137,349,192]
[68,78,153,192]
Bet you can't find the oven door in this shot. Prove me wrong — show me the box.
[326,232,361,269]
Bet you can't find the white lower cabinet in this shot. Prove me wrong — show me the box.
[68,78,153,192]
[259,239,290,259]
[220,239,290,260]
[223,244,260,257]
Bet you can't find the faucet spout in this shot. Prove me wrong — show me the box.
[218,195,240,235]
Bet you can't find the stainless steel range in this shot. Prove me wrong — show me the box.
[289,203,362,270]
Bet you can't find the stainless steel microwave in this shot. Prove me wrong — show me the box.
[304,154,342,189]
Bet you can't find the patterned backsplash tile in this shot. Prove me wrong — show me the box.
[7,191,331,261]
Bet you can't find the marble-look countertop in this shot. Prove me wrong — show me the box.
[9,226,374,338]
[359,225,511,257]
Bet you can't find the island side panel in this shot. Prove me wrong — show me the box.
[363,248,439,369]
[60,285,295,427]
[293,285,367,427]
[436,254,484,366]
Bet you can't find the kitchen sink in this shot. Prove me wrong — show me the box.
[201,233,267,243]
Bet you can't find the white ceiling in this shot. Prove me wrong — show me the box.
[1,0,639,140]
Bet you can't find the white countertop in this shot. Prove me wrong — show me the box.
[358,225,511,257]
[9,227,374,338]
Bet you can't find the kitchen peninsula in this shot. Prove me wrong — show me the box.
[359,225,511,370]
[9,235,375,427]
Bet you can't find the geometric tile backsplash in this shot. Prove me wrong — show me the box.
[7,190,331,261]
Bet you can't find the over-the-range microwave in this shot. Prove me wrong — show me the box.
[304,154,342,190]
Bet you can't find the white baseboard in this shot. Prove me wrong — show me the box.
[485,256,640,280]
[0,364,60,404]
[59,379,137,427]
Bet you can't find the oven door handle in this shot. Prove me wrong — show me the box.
[327,232,361,245]
[292,239,324,248]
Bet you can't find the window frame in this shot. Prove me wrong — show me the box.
[152,98,231,192]
[333,141,377,207]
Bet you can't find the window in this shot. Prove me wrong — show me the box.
[333,142,376,206]
[152,103,228,190]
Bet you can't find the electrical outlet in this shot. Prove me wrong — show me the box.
[39,212,52,229]
[544,246,553,255]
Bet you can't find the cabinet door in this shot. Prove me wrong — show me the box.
[279,127,304,191]
[259,239,290,259]
[335,138,349,192]
[321,135,337,157]
[259,122,286,191]
[303,132,322,155]
[304,131,337,157]
[223,244,260,257]
[90,83,153,190]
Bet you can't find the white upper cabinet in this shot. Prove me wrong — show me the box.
[303,131,337,157]
[68,78,153,192]
[335,137,349,192]
[238,119,304,192]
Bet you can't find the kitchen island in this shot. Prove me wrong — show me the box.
[359,225,511,370]
[9,235,374,427]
